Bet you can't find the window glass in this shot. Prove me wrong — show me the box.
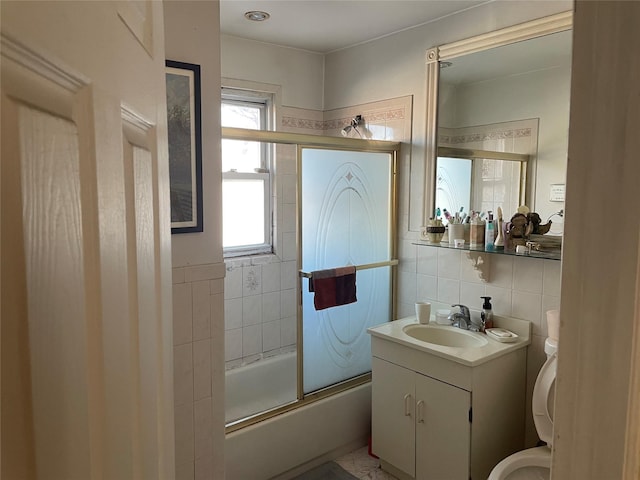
[221,89,273,256]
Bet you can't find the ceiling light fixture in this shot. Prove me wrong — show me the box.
[244,10,270,22]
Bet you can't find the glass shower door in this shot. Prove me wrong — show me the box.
[300,147,394,394]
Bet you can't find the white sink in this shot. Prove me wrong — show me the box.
[402,324,488,348]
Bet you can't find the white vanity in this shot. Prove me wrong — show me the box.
[368,317,531,480]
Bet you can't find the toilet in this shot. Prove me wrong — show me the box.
[488,337,558,480]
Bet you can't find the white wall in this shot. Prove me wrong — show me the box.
[164,2,226,479]
[221,35,324,110]
[323,0,572,231]
[452,65,571,228]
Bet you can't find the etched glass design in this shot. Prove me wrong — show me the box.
[301,148,393,393]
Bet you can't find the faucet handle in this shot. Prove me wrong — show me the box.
[451,304,470,317]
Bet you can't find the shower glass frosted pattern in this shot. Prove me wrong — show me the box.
[301,148,393,394]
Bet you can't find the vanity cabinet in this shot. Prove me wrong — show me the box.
[372,357,471,479]
[369,318,529,480]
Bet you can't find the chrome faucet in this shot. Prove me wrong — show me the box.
[448,304,471,330]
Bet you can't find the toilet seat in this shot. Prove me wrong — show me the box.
[532,353,557,446]
[487,446,551,480]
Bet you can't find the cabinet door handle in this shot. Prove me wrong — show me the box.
[403,393,412,417]
[416,400,425,423]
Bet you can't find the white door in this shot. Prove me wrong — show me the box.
[1,2,174,479]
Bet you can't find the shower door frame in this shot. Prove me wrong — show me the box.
[222,127,399,433]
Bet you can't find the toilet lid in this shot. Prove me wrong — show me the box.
[532,352,557,446]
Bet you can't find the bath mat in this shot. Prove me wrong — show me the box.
[291,461,358,480]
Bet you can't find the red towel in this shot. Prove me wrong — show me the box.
[308,266,357,311]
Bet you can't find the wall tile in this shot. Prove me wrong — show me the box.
[282,231,297,261]
[460,281,487,309]
[262,320,281,352]
[262,292,281,322]
[194,398,213,460]
[242,295,262,326]
[173,282,193,345]
[242,265,262,296]
[209,278,224,295]
[173,267,186,285]
[416,274,437,302]
[397,302,414,319]
[282,174,297,204]
[282,203,296,233]
[280,260,297,290]
[224,298,242,330]
[184,263,225,283]
[397,270,417,306]
[261,262,282,293]
[192,281,211,341]
[280,288,297,318]
[417,246,438,276]
[489,254,514,288]
[438,278,460,304]
[513,256,544,294]
[281,315,297,346]
[437,248,461,280]
[460,252,488,284]
[242,324,262,357]
[193,339,212,401]
[512,291,543,332]
[224,266,243,299]
[210,293,223,329]
[174,343,193,407]
[543,260,562,295]
[225,328,242,362]
[398,239,416,273]
[174,402,194,465]
[485,285,513,317]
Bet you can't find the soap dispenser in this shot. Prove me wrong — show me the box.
[481,296,494,331]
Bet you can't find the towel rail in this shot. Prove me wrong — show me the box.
[299,259,398,278]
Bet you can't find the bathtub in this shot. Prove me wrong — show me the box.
[225,351,297,423]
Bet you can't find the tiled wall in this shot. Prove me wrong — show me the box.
[396,241,561,446]
[172,263,225,480]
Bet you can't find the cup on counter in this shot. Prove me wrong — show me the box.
[448,224,465,246]
[415,301,431,324]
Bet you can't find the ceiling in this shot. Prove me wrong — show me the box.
[219,0,488,53]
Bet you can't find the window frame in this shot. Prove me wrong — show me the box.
[221,87,274,257]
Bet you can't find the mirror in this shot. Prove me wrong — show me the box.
[423,12,572,238]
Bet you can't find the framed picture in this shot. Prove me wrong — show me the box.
[165,60,203,233]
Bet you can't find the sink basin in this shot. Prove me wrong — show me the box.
[402,324,488,348]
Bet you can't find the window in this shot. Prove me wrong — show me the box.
[221,88,273,257]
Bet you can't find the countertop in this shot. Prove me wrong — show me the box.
[367,315,531,367]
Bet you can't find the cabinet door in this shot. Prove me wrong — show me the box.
[416,374,471,480]
[372,357,416,477]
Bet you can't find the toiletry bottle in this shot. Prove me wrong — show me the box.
[485,212,494,251]
[481,296,494,331]
[494,207,505,250]
[469,216,485,248]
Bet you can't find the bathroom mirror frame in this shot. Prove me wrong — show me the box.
[422,10,573,229]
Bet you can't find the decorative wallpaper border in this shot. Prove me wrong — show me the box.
[439,127,532,145]
[282,107,407,132]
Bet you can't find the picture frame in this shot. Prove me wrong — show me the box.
[165,60,203,233]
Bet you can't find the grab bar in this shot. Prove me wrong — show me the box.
[299,259,398,278]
